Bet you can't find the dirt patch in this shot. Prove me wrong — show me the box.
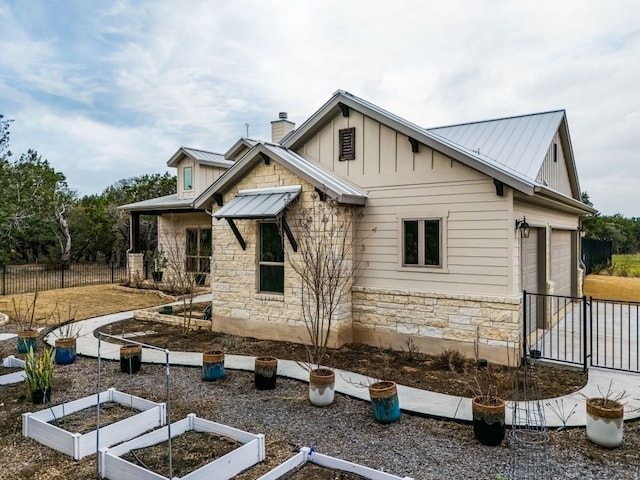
[48,401,141,435]
[98,318,587,400]
[285,463,369,479]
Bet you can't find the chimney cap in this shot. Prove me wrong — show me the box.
[278,112,288,120]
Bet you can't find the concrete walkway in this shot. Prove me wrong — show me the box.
[14,301,637,428]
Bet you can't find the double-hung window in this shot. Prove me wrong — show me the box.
[403,218,441,267]
[259,222,284,293]
[186,228,211,273]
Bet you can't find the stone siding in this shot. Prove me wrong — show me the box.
[353,285,521,362]
[210,161,354,344]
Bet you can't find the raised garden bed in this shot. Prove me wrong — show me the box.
[257,447,414,480]
[0,355,26,385]
[22,388,166,460]
[99,413,265,480]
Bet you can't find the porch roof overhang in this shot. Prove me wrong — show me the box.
[213,185,302,220]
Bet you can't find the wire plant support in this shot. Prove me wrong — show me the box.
[507,349,552,479]
[97,332,173,478]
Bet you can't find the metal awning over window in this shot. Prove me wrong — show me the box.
[213,185,301,252]
[213,185,301,220]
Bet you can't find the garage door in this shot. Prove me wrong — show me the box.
[522,229,540,332]
[551,230,572,297]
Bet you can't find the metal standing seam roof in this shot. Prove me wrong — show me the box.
[213,185,301,219]
[260,143,367,203]
[426,110,566,181]
[167,147,235,168]
[283,90,566,192]
[118,194,195,211]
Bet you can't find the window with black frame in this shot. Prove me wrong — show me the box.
[403,218,441,267]
[186,228,211,273]
[259,222,284,293]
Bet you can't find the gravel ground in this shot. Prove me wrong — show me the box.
[1,339,639,479]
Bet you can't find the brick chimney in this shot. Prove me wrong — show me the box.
[271,112,295,143]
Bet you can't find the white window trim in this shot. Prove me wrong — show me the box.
[397,209,449,273]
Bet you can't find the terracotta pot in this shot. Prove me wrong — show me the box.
[254,356,278,390]
[120,345,142,374]
[17,329,38,353]
[54,338,77,365]
[471,396,506,446]
[369,381,401,423]
[586,397,624,448]
[202,350,225,381]
[309,368,335,407]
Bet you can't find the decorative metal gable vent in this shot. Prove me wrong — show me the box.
[339,127,355,161]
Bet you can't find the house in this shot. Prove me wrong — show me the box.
[122,91,595,364]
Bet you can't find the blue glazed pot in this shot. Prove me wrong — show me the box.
[202,350,225,381]
[369,381,401,424]
[55,338,77,365]
[17,330,38,353]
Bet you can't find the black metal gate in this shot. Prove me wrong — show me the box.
[523,291,640,373]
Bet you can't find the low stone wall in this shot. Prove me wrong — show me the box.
[133,307,211,330]
[352,286,521,365]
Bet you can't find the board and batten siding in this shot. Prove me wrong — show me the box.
[536,131,573,197]
[175,157,228,199]
[299,110,512,296]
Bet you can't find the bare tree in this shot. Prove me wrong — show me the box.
[285,193,364,368]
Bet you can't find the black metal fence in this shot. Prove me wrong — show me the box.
[524,291,640,373]
[1,262,128,295]
[582,238,612,274]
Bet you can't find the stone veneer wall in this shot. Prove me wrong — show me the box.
[210,161,354,346]
[352,286,521,365]
[127,253,144,284]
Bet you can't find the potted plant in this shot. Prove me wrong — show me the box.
[24,346,55,404]
[149,249,168,282]
[286,196,361,407]
[469,373,506,446]
[368,380,401,423]
[254,356,278,390]
[49,302,80,365]
[12,293,40,353]
[585,382,625,448]
[202,350,225,381]
[120,344,142,374]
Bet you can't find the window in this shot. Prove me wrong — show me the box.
[259,222,284,293]
[339,127,355,161]
[186,228,211,273]
[403,219,441,267]
[183,166,193,190]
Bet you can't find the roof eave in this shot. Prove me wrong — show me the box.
[533,186,597,215]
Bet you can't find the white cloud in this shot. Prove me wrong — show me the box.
[1,0,639,216]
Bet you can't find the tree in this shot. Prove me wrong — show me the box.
[285,193,357,367]
[103,173,177,263]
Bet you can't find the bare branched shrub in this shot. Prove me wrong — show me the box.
[285,193,358,368]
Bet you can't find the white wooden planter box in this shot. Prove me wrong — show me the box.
[22,388,166,460]
[99,413,265,480]
[0,355,26,385]
[257,447,414,480]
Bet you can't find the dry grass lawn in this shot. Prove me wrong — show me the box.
[0,285,172,326]
[583,274,640,302]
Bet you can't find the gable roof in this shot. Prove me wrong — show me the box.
[194,141,367,209]
[167,146,234,168]
[281,90,592,214]
[224,138,258,160]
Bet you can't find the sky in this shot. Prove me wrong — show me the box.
[1,0,639,216]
